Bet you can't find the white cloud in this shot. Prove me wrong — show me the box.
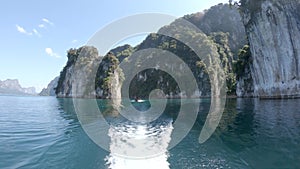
[16,25,32,35]
[71,39,78,44]
[33,29,41,37]
[42,18,54,26]
[45,48,61,58]
[38,24,45,28]
[16,25,26,33]
[16,18,54,38]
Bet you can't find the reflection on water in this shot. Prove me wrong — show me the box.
[0,96,300,168]
[105,121,173,169]
[0,96,109,169]
[86,99,174,168]
[217,98,257,152]
[72,98,176,168]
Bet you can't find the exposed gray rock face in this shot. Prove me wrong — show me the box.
[56,46,123,99]
[241,0,300,98]
[56,46,101,98]
[95,51,125,99]
[236,64,254,97]
[0,79,36,95]
[39,76,59,96]
[195,3,247,55]
[235,45,255,97]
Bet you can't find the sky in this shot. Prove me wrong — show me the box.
[0,0,228,92]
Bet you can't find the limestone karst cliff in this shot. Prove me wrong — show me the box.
[239,0,300,98]
[52,2,300,99]
[55,3,246,99]
[39,76,59,96]
[56,46,101,98]
[185,3,246,55]
[55,46,123,99]
[127,3,246,98]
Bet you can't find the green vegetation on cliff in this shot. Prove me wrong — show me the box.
[55,48,81,96]
[56,3,251,98]
[234,45,252,79]
[95,51,124,98]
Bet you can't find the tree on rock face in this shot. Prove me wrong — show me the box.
[185,3,246,55]
[234,45,252,79]
[56,3,253,98]
[95,52,124,99]
[56,46,100,97]
[209,32,237,95]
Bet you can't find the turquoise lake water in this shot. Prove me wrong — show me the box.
[0,95,299,168]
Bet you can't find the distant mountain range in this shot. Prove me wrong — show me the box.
[0,79,36,95]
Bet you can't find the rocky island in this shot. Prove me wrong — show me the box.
[49,0,300,99]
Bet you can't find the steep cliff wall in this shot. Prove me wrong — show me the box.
[240,0,300,98]
[39,76,59,96]
[56,46,101,98]
[128,4,246,98]
[56,46,123,99]
[56,4,251,99]
[95,52,124,99]
[186,3,246,55]
[235,45,254,97]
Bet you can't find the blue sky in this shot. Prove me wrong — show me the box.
[0,0,228,92]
